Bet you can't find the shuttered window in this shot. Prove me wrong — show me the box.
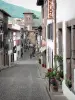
[47,23,53,40]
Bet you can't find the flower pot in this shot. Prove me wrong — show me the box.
[68,84,72,88]
[50,78,58,92]
[51,84,58,92]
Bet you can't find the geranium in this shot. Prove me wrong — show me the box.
[45,68,55,78]
[48,68,53,72]
[44,64,46,68]
[42,64,46,68]
[42,64,44,67]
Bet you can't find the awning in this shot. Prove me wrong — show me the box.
[40,46,46,53]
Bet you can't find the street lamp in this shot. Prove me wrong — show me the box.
[35,31,39,52]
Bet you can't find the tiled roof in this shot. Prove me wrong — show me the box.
[0,0,41,26]
[0,8,11,17]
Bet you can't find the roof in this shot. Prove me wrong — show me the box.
[23,10,39,19]
[23,10,33,14]
[0,0,41,19]
[0,9,11,17]
[8,27,20,31]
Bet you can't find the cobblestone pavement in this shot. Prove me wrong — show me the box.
[0,50,50,100]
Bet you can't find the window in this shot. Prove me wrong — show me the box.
[0,21,3,32]
[26,15,31,22]
[0,35,3,49]
[42,6,44,18]
[47,23,53,40]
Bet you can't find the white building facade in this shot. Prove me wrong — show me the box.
[37,0,75,99]
[57,0,75,99]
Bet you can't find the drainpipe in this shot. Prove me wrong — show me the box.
[53,0,57,68]
[53,0,57,56]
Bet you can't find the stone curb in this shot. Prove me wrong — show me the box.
[44,79,68,100]
[0,63,16,71]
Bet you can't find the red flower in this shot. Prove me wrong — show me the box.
[48,68,52,72]
[44,64,46,68]
[42,64,44,67]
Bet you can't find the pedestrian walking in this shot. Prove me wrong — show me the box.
[30,53,32,59]
[21,52,23,58]
[32,45,35,57]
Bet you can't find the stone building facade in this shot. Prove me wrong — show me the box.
[0,9,11,69]
[23,12,33,31]
[23,12,36,46]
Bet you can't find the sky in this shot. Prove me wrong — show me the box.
[3,0,41,11]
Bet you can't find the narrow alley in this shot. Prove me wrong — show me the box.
[0,50,50,100]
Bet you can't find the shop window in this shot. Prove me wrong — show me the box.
[26,15,31,23]
[48,23,53,40]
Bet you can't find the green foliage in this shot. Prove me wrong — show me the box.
[54,55,63,70]
[54,55,63,62]
[46,55,63,84]
[45,69,57,78]
[66,79,72,88]
[45,71,54,78]
[59,70,63,78]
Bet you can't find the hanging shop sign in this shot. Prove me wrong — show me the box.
[48,0,53,19]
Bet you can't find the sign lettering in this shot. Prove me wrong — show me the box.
[48,0,53,19]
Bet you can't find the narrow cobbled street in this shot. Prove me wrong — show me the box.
[0,50,50,100]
